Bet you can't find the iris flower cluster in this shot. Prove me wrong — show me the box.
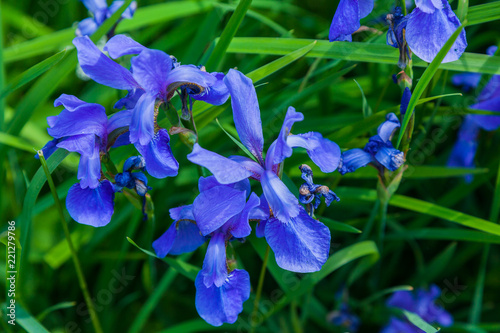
[329,0,467,67]
[381,285,453,332]
[38,34,230,226]
[448,46,500,181]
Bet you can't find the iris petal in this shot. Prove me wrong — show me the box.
[66,180,115,227]
[131,49,172,96]
[469,96,500,131]
[129,93,156,146]
[261,170,299,222]
[264,208,331,273]
[329,0,359,42]
[104,34,146,59]
[195,269,250,327]
[286,132,341,173]
[192,72,230,106]
[338,148,373,175]
[202,232,228,288]
[224,69,264,160]
[271,106,304,166]
[134,129,179,179]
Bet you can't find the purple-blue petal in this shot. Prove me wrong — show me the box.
[201,232,228,288]
[187,144,252,184]
[469,96,500,131]
[77,152,102,189]
[374,146,405,171]
[76,18,98,37]
[114,89,145,110]
[415,0,443,13]
[400,88,412,116]
[406,1,467,63]
[329,0,359,42]
[377,113,400,143]
[264,208,331,273]
[195,269,250,327]
[225,192,260,238]
[49,100,107,139]
[66,180,115,227]
[165,65,217,94]
[129,93,156,146]
[104,34,146,59]
[338,148,373,175]
[73,36,139,90]
[229,155,265,181]
[131,49,172,96]
[81,0,107,12]
[261,170,299,222]
[153,216,205,256]
[107,0,137,19]
[193,185,247,236]
[108,109,132,133]
[271,106,304,167]
[224,69,264,161]
[192,72,230,106]
[358,0,374,18]
[451,73,481,92]
[286,132,341,173]
[134,129,179,179]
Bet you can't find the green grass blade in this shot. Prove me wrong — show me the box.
[0,132,35,152]
[354,79,373,118]
[403,310,439,333]
[335,187,500,236]
[215,118,258,162]
[466,1,500,26]
[126,237,199,281]
[317,216,362,233]
[457,0,469,21]
[396,22,466,148]
[387,228,500,244]
[16,304,51,333]
[0,50,66,99]
[204,0,252,71]
[225,37,500,75]
[414,242,457,285]
[36,301,76,322]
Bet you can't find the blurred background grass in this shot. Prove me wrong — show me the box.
[1,0,500,332]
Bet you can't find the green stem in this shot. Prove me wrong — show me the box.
[38,151,104,333]
[250,245,270,333]
[376,198,389,254]
[469,245,489,324]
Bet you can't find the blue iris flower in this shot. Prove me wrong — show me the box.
[187,69,341,273]
[339,113,405,175]
[386,0,467,67]
[76,0,137,37]
[153,176,263,326]
[381,285,453,332]
[73,35,229,177]
[448,46,500,182]
[329,0,374,41]
[38,94,132,227]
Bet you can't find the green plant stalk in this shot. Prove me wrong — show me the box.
[38,151,103,333]
[250,245,270,333]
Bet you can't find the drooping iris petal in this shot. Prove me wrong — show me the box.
[193,185,247,236]
[374,146,405,171]
[202,232,228,288]
[271,106,304,166]
[264,208,331,273]
[56,133,97,156]
[104,34,146,58]
[225,192,260,238]
[192,72,230,106]
[286,132,341,173]
[338,148,373,175]
[134,129,179,179]
[469,97,500,131]
[415,0,443,13]
[187,144,252,184]
[224,69,264,160]
[48,103,108,139]
[195,269,250,327]
[66,180,115,227]
[377,113,400,143]
[406,1,467,63]
[228,155,265,181]
[131,49,172,96]
[261,170,299,222]
[329,0,359,42]
[73,36,139,90]
[129,93,156,145]
[54,94,88,111]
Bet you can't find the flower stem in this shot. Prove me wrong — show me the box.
[38,151,104,333]
[250,245,270,333]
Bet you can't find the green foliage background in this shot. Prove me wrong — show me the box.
[1,0,500,332]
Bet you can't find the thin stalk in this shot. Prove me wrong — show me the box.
[250,245,270,333]
[376,198,389,255]
[38,151,103,333]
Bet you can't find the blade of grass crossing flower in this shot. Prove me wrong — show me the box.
[204,0,252,71]
[0,50,66,99]
[403,310,439,333]
[457,0,469,22]
[396,22,466,149]
[38,151,103,333]
[216,118,258,162]
[126,237,200,281]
